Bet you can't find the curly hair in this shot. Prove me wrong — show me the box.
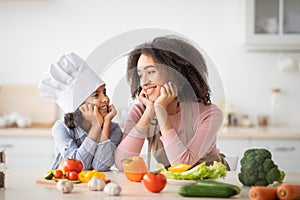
[64,109,84,129]
[127,35,211,105]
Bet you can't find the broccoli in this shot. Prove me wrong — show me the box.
[238,148,285,186]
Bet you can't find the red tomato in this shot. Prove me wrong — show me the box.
[62,159,83,173]
[143,172,167,193]
[68,171,78,181]
[53,169,63,179]
[65,171,70,179]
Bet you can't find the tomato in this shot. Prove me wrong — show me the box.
[122,156,148,182]
[143,172,167,193]
[68,171,78,181]
[65,171,70,179]
[62,159,83,173]
[53,169,63,179]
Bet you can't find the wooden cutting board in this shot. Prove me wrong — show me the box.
[36,178,110,187]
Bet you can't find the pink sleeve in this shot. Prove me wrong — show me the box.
[114,104,147,170]
[160,104,223,166]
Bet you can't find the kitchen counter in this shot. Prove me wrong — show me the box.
[1,125,300,139]
[1,169,300,200]
[220,126,300,139]
[0,124,52,138]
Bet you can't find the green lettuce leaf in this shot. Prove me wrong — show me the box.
[160,161,227,180]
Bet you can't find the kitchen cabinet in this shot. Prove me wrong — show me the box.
[218,137,300,171]
[217,139,250,171]
[0,136,54,170]
[245,0,300,50]
[251,139,300,171]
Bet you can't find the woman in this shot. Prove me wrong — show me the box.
[114,35,229,170]
[38,52,123,171]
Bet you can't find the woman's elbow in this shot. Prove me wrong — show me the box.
[113,150,123,171]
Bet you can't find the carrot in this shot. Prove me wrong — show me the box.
[277,184,300,200]
[249,186,278,200]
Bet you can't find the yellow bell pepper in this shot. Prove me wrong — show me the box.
[78,170,105,183]
[168,163,191,172]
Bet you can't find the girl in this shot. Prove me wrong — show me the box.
[38,52,122,171]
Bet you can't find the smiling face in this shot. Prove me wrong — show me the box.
[137,54,169,102]
[84,85,110,117]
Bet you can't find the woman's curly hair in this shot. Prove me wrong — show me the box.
[127,35,211,105]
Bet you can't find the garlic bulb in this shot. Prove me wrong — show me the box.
[56,179,73,193]
[87,177,105,191]
[104,182,121,196]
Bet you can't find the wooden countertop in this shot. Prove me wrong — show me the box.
[220,126,300,140]
[0,123,52,137]
[1,169,300,200]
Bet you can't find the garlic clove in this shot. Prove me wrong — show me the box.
[104,182,121,196]
[88,177,106,191]
[56,179,73,193]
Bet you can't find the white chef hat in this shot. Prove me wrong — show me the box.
[37,52,105,113]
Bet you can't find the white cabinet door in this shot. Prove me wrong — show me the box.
[251,139,300,171]
[245,0,300,49]
[217,139,251,171]
[0,137,55,170]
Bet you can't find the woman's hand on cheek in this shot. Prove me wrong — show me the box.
[138,90,154,108]
[154,82,177,108]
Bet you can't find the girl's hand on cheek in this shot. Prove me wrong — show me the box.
[94,105,104,127]
[79,104,103,127]
[105,104,117,121]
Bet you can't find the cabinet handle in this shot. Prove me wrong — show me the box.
[0,144,13,148]
[273,147,295,152]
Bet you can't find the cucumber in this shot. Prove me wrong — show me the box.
[178,180,241,198]
[44,171,54,180]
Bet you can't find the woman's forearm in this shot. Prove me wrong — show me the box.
[135,105,154,129]
[154,104,173,134]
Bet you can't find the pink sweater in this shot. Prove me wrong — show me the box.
[114,102,223,170]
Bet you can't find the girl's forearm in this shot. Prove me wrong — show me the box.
[100,121,110,143]
[88,125,102,142]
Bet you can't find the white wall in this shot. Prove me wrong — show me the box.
[0,0,300,126]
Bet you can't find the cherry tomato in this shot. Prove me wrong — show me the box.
[68,171,78,181]
[122,156,148,182]
[143,172,167,193]
[65,171,70,179]
[53,169,63,179]
[62,159,83,173]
